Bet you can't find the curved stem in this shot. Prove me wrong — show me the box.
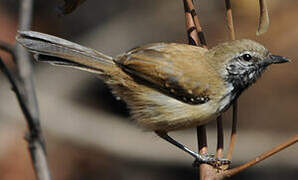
[220,135,298,178]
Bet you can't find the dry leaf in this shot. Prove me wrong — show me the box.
[59,0,87,15]
[257,0,269,35]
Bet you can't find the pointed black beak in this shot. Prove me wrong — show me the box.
[269,54,291,64]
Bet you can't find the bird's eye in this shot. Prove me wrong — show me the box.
[241,54,252,61]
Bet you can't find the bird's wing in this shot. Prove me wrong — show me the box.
[115,43,218,105]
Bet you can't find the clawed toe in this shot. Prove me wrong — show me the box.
[193,154,231,168]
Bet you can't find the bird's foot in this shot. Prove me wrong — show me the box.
[192,153,231,168]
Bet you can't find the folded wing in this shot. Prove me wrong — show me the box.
[115,43,219,105]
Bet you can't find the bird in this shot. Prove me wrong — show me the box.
[16,31,290,167]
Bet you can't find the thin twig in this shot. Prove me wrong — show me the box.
[183,0,199,46]
[219,135,298,178]
[185,0,207,48]
[16,0,51,179]
[224,0,238,161]
[0,0,51,179]
[16,0,39,133]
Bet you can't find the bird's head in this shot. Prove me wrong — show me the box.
[206,39,290,90]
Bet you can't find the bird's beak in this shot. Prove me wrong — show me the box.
[268,54,291,64]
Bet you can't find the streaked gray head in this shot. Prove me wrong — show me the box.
[207,39,290,90]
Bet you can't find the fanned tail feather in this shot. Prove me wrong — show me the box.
[16,31,116,74]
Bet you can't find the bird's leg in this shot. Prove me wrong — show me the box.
[155,131,231,167]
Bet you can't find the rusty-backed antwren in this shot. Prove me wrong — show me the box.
[17,31,290,167]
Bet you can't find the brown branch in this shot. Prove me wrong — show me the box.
[0,0,51,179]
[224,0,238,162]
[185,0,207,48]
[219,135,298,178]
[183,0,199,46]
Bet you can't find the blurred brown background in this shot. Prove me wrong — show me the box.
[0,0,297,179]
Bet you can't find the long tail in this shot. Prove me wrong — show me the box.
[16,31,116,74]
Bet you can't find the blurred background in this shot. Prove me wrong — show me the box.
[0,0,297,179]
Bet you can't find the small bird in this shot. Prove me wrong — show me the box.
[17,31,290,166]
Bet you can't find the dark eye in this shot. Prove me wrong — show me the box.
[241,54,252,61]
